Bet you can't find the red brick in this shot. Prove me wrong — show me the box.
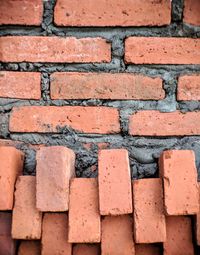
[164,216,194,255]
[73,244,100,255]
[42,213,72,255]
[36,146,75,212]
[18,241,40,255]
[196,183,200,245]
[0,71,41,99]
[177,75,200,101]
[159,150,199,215]
[135,244,161,255]
[98,149,132,215]
[0,36,111,63]
[50,72,164,100]
[9,106,120,134]
[133,178,166,243]
[12,176,42,239]
[68,178,100,243]
[183,0,200,26]
[0,146,24,210]
[0,0,43,25]
[101,215,135,255]
[129,110,200,136]
[54,0,171,26]
[125,37,200,64]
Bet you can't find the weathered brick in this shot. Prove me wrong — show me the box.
[0,36,111,63]
[183,0,200,26]
[98,149,132,215]
[101,215,135,255]
[0,146,24,210]
[159,150,199,215]
[50,72,164,100]
[197,183,200,245]
[0,0,43,25]
[129,110,200,136]
[177,75,200,101]
[18,241,40,255]
[9,106,120,134]
[12,176,42,239]
[42,213,72,255]
[68,178,100,243]
[133,178,166,243]
[54,0,171,26]
[135,244,161,255]
[0,71,41,99]
[36,146,75,212]
[73,244,100,255]
[125,37,200,64]
[164,217,194,255]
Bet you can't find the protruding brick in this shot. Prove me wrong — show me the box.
[135,244,161,255]
[0,36,111,63]
[98,149,132,215]
[69,178,100,243]
[10,106,120,134]
[0,0,43,25]
[101,215,135,255]
[129,111,200,136]
[73,244,100,255]
[0,146,24,210]
[0,71,41,99]
[18,241,40,255]
[183,0,200,26]
[125,37,200,64]
[12,176,42,239]
[133,178,166,243]
[164,217,194,255]
[36,146,75,212]
[159,150,199,215]
[196,183,200,245]
[42,213,72,255]
[50,72,164,100]
[177,75,200,101]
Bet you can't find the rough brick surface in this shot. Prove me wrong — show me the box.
[159,150,199,215]
[133,178,166,243]
[73,244,100,255]
[18,241,40,255]
[42,213,72,255]
[0,146,24,210]
[129,111,200,136]
[0,36,111,63]
[9,106,120,134]
[50,72,164,100]
[36,146,75,212]
[0,71,41,99]
[164,217,194,255]
[54,0,171,26]
[183,0,200,26]
[135,244,161,255]
[177,75,200,101]
[125,37,200,64]
[12,176,42,239]
[197,183,200,245]
[98,149,132,215]
[0,0,43,25]
[101,215,135,255]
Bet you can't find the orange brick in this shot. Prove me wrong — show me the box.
[9,106,120,134]
[42,213,72,255]
[177,75,200,101]
[12,176,42,239]
[73,244,100,255]
[98,149,132,215]
[125,37,200,64]
[0,71,41,99]
[196,183,200,245]
[0,146,24,210]
[135,244,161,255]
[0,0,43,25]
[183,0,200,26]
[54,0,171,26]
[50,72,164,100]
[0,36,111,63]
[18,241,40,255]
[36,146,75,212]
[133,178,166,243]
[129,110,200,136]
[159,150,199,215]
[68,178,100,243]
[101,215,135,255]
[164,217,194,255]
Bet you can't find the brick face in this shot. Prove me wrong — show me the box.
[18,241,40,255]
[183,0,200,26]
[177,75,200,101]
